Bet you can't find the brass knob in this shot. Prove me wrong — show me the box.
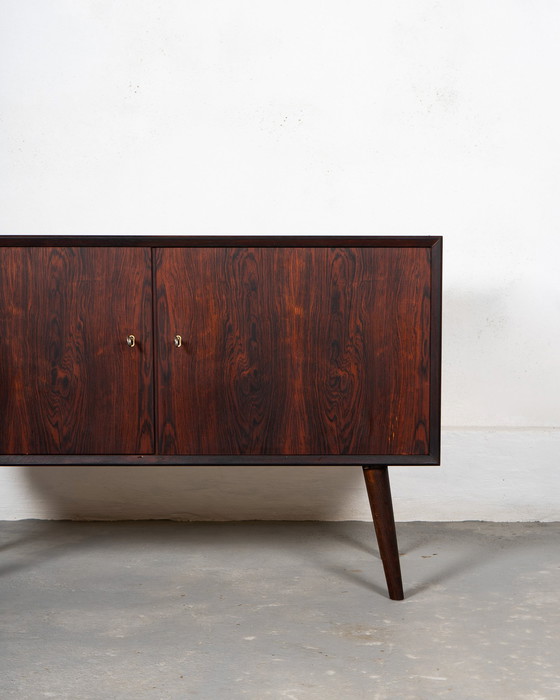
[174,334,182,348]
[126,334,136,348]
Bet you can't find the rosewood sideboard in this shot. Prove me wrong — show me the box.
[0,236,442,600]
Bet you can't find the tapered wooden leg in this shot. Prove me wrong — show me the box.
[363,466,404,600]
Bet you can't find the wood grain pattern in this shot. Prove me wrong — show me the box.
[155,247,431,456]
[0,247,154,454]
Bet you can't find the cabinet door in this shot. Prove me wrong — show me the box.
[0,247,154,454]
[155,247,431,456]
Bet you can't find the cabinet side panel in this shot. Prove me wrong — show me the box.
[0,247,154,454]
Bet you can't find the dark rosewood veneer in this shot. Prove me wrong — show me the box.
[0,236,442,600]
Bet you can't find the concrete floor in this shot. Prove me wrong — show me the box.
[1,521,559,700]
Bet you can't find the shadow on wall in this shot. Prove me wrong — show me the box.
[22,465,368,521]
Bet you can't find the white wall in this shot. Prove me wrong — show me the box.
[1,1,559,521]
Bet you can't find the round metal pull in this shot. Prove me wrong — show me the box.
[174,334,182,348]
[126,334,136,348]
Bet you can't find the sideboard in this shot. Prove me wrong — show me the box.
[0,236,442,600]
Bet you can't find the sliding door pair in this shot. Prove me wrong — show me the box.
[0,246,431,456]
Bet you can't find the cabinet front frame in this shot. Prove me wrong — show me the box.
[0,236,441,466]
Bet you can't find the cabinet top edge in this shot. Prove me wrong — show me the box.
[0,235,442,248]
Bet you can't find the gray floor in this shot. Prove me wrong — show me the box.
[1,521,559,699]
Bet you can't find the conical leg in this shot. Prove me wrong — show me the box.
[363,466,404,600]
